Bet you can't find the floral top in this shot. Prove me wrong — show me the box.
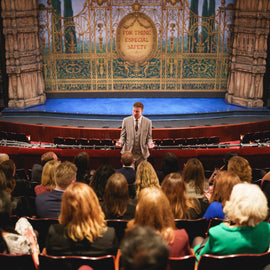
[2,217,40,265]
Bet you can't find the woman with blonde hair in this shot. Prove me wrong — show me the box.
[203,171,241,220]
[182,158,208,199]
[102,173,136,219]
[161,172,202,219]
[135,161,160,197]
[194,182,270,260]
[126,187,192,257]
[34,160,60,195]
[227,155,252,183]
[44,182,118,256]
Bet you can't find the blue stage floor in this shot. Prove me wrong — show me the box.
[1,98,270,128]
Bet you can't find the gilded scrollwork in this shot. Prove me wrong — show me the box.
[38,0,234,92]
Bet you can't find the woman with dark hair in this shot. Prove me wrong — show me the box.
[73,151,93,184]
[45,182,118,256]
[157,152,180,184]
[102,173,136,220]
[161,172,202,219]
[126,187,192,257]
[182,158,208,199]
[89,164,115,200]
[0,159,16,194]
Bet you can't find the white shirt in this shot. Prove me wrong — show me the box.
[133,116,142,131]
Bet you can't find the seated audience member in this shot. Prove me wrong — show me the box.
[73,151,93,184]
[44,182,118,256]
[102,173,136,220]
[89,164,115,200]
[135,161,160,198]
[0,168,7,191]
[261,171,270,220]
[0,162,32,216]
[203,171,241,220]
[161,172,204,219]
[116,151,136,185]
[0,159,16,194]
[120,226,169,270]
[35,161,77,218]
[194,183,270,260]
[31,151,58,183]
[0,190,39,264]
[182,158,209,199]
[0,153,9,164]
[126,187,192,257]
[207,151,238,185]
[227,155,252,183]
[34,160,60,195]
[157,152,180,184]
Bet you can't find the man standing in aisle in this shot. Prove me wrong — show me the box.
[116,102,155,167]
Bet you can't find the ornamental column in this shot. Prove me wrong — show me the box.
[226,0,270,107]
[1,0,46,108]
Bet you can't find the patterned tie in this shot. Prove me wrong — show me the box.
[135,119,138,132]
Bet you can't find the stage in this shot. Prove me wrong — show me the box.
[1,98,270,128]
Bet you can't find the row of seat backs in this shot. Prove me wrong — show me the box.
[1,252,269,270]
[10,217,223,251]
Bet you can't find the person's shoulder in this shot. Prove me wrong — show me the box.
[142,115,151,122]
[174,229,189,241]
[123,115,133,121]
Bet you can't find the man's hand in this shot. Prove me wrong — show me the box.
[116,141,122,148]
[149,141,156,149]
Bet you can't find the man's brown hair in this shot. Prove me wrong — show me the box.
[133,102,144,110]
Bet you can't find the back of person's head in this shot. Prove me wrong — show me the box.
[182,158,205,194]
[134,187,175,240]
[41,160,61,190]
[103,173,129,217]
[0,190,13,253]
[74,151,90,176]
[223,151,238,170]
[59,182,106,242]
[133,102,144,110]
[121,151,134,166]
[0,153,9,164]
[224,182,268,227]
[161,172,190,219]
[90,164,115,199]
[0,169,7,191]
[0,160,16,193]
[0,190,12,229]
[41,151,58,166]
[227,156,252,183]
[161,152,179,176]
[120,226,169,270]
[210,171,241,206]
[0,159,15,180]
[55,161,77,189]
[135,161,160,195]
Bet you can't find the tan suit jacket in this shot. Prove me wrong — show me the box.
[119,115,153,160]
